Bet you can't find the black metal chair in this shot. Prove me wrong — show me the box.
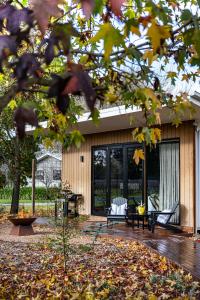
[148,201,179,233]
[106,197,128,226]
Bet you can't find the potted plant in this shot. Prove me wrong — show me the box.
[137,201,145,215]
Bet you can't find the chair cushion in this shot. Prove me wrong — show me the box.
[117,203,127,215]
[110,203,118,215]
[157,209,171,224]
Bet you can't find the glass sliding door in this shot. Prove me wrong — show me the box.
[92,143,144,215]
[92,148,108,215]
[127,147,143,206]
[110,147,124,199]
[92,141,180,221]
[147,146,160,211]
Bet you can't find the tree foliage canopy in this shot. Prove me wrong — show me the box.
[0,0,199,148]
[0,105,39,185]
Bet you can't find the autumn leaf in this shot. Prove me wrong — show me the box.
[80,0,94,19]
[14,53,41,86]
[7,100,17,110]
[0,36,17,60]
[138,15,152,27]
[91,23,124,60]
[73,71,96,111]
[30,0,64,34]
[62,76,79,95]
[143,50,157,66]
[110,0,125,16]
[43,23,80,64]
[48,74,72,114]
[133,149,144,165]
[14,107,38,138]
[147,20,171,53]
[136,133,145,143]
[105,86,118,103]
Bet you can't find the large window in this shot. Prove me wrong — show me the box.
[92,141,180,222]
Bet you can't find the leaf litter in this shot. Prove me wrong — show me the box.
[0,222,199,299]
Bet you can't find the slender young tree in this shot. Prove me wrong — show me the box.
[0,107,39,214]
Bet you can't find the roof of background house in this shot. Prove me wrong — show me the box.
[36,152,62,162]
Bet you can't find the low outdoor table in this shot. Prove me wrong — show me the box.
[131,213,149,230]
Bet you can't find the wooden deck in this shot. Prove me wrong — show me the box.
[83,221,200,279]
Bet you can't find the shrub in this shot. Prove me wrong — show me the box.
[0,187,60,202]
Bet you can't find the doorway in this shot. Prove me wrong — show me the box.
[91,144,143,215]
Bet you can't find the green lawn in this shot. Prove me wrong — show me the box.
[0,199,54,204]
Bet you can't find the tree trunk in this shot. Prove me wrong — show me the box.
[10,135,21,215]
[10,170,20,214]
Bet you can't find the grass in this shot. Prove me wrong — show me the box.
[0,199,54,204]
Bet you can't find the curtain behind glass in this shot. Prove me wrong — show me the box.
[159,143,179,223]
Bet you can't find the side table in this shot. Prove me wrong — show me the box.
[131,213,149,230]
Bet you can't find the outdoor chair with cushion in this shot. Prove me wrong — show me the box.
[106,197,128,226]
[148,201,179,233]
[148,193,159,212]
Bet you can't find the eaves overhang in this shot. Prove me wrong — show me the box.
[26,91,200,135]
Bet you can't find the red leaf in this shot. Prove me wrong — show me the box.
[30,0,63,34]
[14,107,38,138]
[80,0,94,19]
[138,15,152,27]
[62,76,79,95]
[110,0,124,16]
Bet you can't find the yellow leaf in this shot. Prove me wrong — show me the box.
[105,86,118,103]
[133,149,144,165]
[43,137,54,149]
[143,88,159,103]
[91,23,124,60]
[106,93,118,103]
[8,99,17,110]
[143,50,157,66]
[136,133,145,143]
[167,71,177,78]
[150,128,161,144]
[148,295,158,300]
[147,20,171,52]
[154,127,161,140]
[182,74,189,82]
[56,113,68,128]
[142,88,161,110]
[131,25,141,36]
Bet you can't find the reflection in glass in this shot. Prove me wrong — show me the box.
[93,149,107,214]
[110,148,123,199]
[147,146,160,211]
[127,147,143,206]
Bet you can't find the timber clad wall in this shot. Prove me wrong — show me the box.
[62,121,195,231]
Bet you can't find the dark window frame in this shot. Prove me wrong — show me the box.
[53,169,61,180]
[35,170,44,181]
[91,139,180,224]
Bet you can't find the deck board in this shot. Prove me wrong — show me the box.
[82,221,200,279]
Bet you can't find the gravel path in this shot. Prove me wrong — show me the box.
[0,222,55,243]
[0,219,94,245]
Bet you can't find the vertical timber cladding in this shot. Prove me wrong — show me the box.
[62,121,195,229]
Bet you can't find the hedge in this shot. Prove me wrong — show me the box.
[0,187,60,202]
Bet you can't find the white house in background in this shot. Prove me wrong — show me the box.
[27,152,62,188]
